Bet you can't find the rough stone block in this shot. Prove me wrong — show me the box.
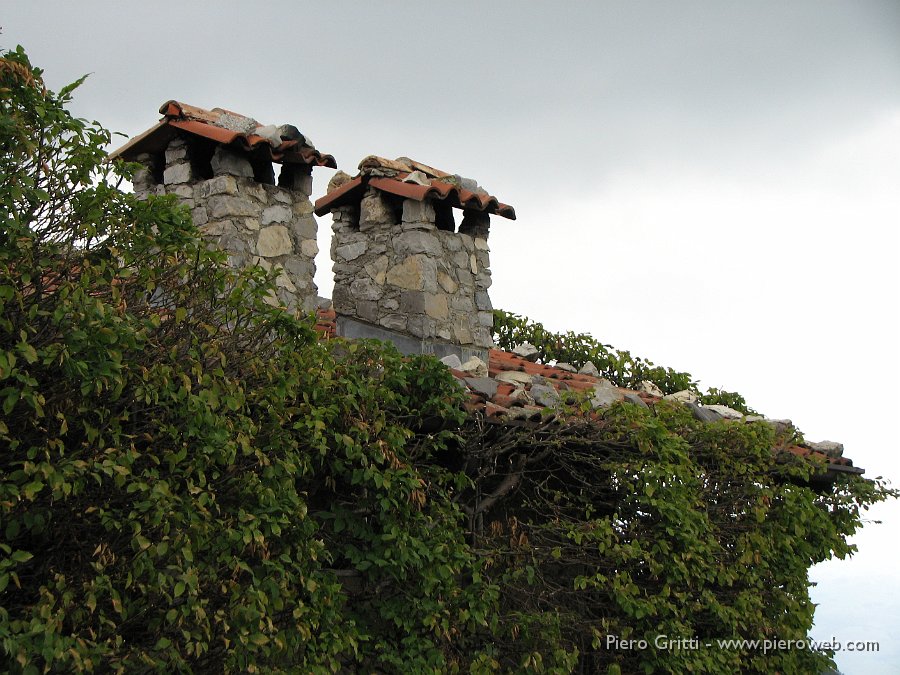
[220,231,251,255]
[191,206,209,227]
[624,393,649,408]
[197,175,238,198]
[293,215,317,240]
[437,271,459,294]
[465,377,499,399]
[664,390,698,404]
[165,144,188,164]
[256,225,293,257]
[360,190,395,229]
[450,296,475,313]
[639,381,665,397]
[364,255,388,284]
[275,271,297,292]
[271,188,292,204]
[512,342,540,361]
[531,383,561,408]
[473,326,494,348]
[379,314,408,332]
[460,357,488,378]
[452,322,473,345]
[475,291,492,311]
[171,185,194,203]
[397,230,443,257]
[251,256,272,271]
[356,300,379,323]
[808,440,844,459]
[400,291,427,314]
[402,198,435,224]
[704,404,744,420]
[496,371,533,386]
[336,241,368,261]
[590,381,623,409]
[456,268,474,288]
[211,146,254,178]
[132,167,154,192]
[200,220,226,237]
[578,361,601,377]
[477,310,494,327]
[350,278,383,301]
[292,200,314,216]
[425,293,449,320]
[332,285,354,314]
[163,162,192,185]
[474,237,489,251]
[689,403,722,423]
[242,181,268,203]
[300,239,319,257]
[444,236,462,252]
[291,172,313,196]
[459,210,490,238]
[440,354,463,369]
[386,255,425,290]
[284,257,315,281]
[262,204,292,225]
[208,195,259,219]
[406,314,432,338]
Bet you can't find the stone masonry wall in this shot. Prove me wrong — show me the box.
[330,188,494,349]
[131,136,319,312]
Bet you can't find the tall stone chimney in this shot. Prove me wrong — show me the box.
[109,100,336,312]
[315,156,515,362]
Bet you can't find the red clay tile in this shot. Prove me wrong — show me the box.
[491,394,516,409]
[110,100,336,168]
[315,158,515,219]
[485,402,509,418]
[496,382,516,397]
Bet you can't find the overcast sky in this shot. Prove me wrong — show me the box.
[4,2,899,672]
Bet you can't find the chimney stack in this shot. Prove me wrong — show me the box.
[315,156,515,362]
[110,100,336,312]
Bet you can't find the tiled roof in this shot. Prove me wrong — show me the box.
[109,100,337,168]
[313,307,861,482]
[314,155,516,220]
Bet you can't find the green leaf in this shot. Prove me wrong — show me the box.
[10,550,33,563]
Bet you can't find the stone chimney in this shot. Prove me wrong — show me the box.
[109,100,336,312]
[315,156,516,362]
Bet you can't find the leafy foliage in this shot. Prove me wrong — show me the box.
[493,309,755,413]
[0,46,492,673]
[1,46,894,674]
[452,403,895,673]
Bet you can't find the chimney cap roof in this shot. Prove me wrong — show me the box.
[314,155,515,220]
[109,100,337,169]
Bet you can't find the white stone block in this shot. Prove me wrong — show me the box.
[163,162,191,185]
[300,239,319,257]
[256,225,293,257]
[261,204,292,225]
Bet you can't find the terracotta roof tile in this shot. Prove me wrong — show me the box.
[314,156,515,220]
[309,308,860,480]
[109,100,336,168]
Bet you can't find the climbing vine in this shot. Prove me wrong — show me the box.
[493,309,756,413]
[1,47,894,674]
